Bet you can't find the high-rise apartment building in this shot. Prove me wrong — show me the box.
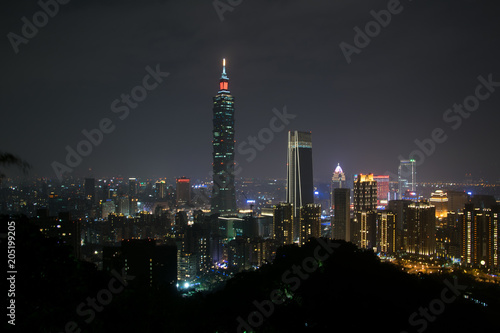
[299,203,321,246]
[211,59,237,215]
[406,201,436,256]
[353,174,377,249]
[377,211,396,254]
[461,197,499,270]
[273,203,294,246]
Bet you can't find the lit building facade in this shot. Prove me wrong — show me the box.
[273,203,294,246]
[406,201,436,256]
[211,59,237,215]
[155,180,166,200]
[377,211,396,254]
[373,175,390,207]
[430,190,448,219]
[461,199,500,270]
[353,174,377,249]
[299,203,321,246]
[331,163,346,210]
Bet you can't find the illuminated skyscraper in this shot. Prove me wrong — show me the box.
[398,159,416,199]
[406,201,436,256]
[176,177,191,205]
[353,174,377,249]
[373,175,390,207]
[332,163,346,189]
[155,180,166,200]
[377,211,396,254]
[461,197,500,270]
[430,190,448,219]
[211,59,237,215]
[286,130,314,239]
[331,163,346,210]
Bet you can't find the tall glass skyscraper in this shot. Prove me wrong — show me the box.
[398,159,416,199]
[286,131,314,240]
[211,59,237,215]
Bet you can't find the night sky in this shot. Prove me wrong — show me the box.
[2,0,499,182]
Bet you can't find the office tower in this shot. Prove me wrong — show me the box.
[129,178,137,197]
[387,200,412,251]
[353,174,377,249]
[406,201,436,256]
[447,190,468,213]
[84,178,95,203]
[331,163,346,210]
[273,203,294,246]
[333,188,350,241]
[156,180,166,200]
[373,175,390,207]
[430,190,448,219]
[377,211,396,254]
[461,197,499,270]
[353,174,377,212]
[331,163,346,189]
[398,159,416,199]
[211,59,237,215]
[176,177,191,205]
[286,130,314,240]
[299,203,321,246]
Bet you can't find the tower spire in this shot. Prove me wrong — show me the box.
[219,58,229,92]
[221,58,228,80]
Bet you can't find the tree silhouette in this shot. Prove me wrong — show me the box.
[0,152,31,183]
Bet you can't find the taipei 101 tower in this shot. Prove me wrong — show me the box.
[211,59,237,215]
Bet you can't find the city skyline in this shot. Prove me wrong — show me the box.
[1,1,500,183]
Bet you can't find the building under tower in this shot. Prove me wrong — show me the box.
[211,59,237,215]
